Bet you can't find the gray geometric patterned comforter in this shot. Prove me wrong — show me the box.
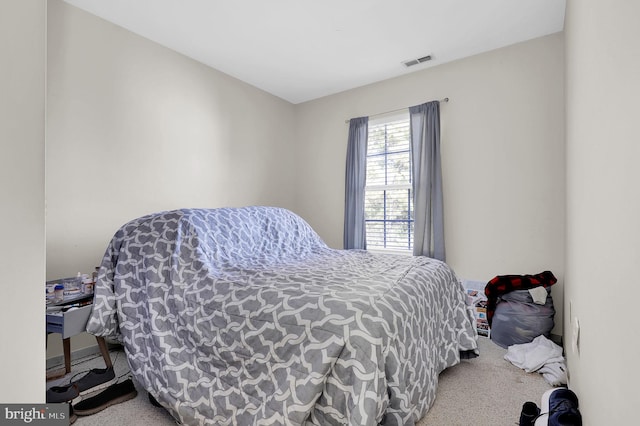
[86,207,477,425]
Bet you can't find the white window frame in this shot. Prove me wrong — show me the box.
[364,112,413,255]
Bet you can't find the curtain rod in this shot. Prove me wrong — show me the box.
[344,97,449,124]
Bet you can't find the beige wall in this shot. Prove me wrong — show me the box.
[295,34,566,334]
[22,0,640,417]
[0,0,46,402]
[564,0,640,423]
[46,0,297,358]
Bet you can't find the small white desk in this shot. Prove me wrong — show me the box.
[46,294,112,378]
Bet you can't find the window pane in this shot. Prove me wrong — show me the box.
[385,221,413,250]
[385,189,412,220]
[364,190,384,220]
[365,221,385,248]
[365,114,413,251]
[366,155,386,186]
[367,125,386,155]
[385,121,410,152]
[365,188,414,250]
[386,152,411,185]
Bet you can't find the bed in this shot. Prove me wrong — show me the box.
[86,206,477,425]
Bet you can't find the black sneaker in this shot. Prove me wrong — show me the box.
[46,384,79,404]
[46,367,117,404]
[73,367,117,395]
[519,401,540,426]
[69,403,77,424]
[73,379,138,416]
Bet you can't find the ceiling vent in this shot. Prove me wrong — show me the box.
[403,55,432,67]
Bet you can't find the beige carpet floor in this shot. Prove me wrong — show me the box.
[49,336,552,425]
[417,336,552,425]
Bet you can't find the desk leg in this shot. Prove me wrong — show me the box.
[95,336,113,369]
[46,334,68,381]
[63,338,71,374]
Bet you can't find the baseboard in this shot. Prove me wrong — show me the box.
[46,342,120,370]
[550,333,563,346]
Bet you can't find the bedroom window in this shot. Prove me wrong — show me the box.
[365,114,413,252]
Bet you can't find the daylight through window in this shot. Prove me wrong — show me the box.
[365,115,413,252]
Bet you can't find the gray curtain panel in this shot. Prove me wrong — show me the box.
[343,116,368,249]
[409,101,445,260]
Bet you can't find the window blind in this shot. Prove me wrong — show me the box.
[365,116,413,251]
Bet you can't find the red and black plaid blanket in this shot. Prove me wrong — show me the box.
[484,270,557,326]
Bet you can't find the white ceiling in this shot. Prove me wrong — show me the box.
[62,0,566,104]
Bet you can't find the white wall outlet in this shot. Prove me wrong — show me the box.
[571,317,580,355]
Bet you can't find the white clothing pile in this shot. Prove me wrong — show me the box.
[504,335,567,386]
